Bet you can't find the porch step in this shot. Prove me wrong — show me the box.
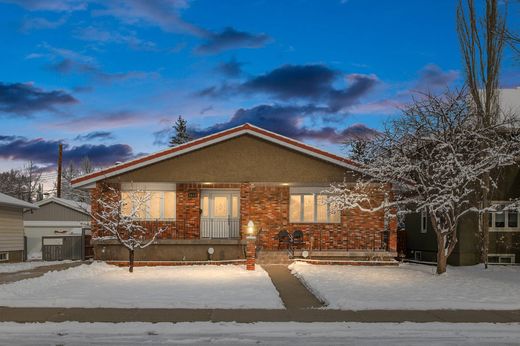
[256,250,293,265]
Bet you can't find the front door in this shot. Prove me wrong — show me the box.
[200,190,240,238]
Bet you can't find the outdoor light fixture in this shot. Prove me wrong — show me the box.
[247,220,255,237]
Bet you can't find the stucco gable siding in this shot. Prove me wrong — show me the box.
[107,135,357,184]
[24,202,90,222]
[0,206,24,251]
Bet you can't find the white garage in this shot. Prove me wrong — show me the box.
[23,197,90,260]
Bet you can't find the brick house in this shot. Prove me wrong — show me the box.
[71,123,397,263]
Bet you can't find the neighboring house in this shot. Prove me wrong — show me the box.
[23,197,91,260]
[71,123,397,262]
[405,88,520,265]
[0,192,37,263]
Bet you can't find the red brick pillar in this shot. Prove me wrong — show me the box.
[246,236,256,270]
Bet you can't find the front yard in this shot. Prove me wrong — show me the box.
[0,262,284,309]
[290,262,520,310]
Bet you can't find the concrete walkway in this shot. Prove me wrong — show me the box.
[263,265,323,309]
[0,262,86,285]
[0,307,519,323]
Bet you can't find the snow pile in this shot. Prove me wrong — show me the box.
[0,322,519,345]
[0,262,283,309]
[0,261,69,274]
[290,262,520,310]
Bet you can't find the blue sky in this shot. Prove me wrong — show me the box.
[0,0,518,175]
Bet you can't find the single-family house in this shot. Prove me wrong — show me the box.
[71,123,397,263]
[24,197,91,260]
[0,192,37,263]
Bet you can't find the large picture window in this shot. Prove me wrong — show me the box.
[289,188,340,224]
[121,183,176,220]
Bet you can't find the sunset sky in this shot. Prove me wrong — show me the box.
[0,0,518,183]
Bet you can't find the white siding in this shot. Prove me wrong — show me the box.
[0,206,24,251]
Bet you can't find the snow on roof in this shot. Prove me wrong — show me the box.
[0,192,38,209]
[35,197,90,215]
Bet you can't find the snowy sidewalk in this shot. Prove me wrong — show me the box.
[0,262,85,285]
[0,307,519,323]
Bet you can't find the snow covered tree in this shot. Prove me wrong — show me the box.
[169,116,192,147]
[61,158,95,203]
[327,88,520,274]
[91,186,166,272]
[346,139,371,164]
[457,0,509,267]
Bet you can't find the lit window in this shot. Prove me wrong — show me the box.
[121,190,176,220]
[290,192,340,224]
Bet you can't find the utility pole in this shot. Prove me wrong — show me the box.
[57,143,63,198]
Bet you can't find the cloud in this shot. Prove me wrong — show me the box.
[74,131,114,141]
[20,15,68,32]
[199,64,379,113]
[196,27,270,54]
[53,110,146,131]
[1,0,87,11]
[242,64,339,100]
[74,26,157,50]
[92,0,207,37]
[0,134,137,168]
[47,58,159,82]
[215,58,244,78]
[414,64,459,91]
[190,104,376,144]
[0,82,78,116]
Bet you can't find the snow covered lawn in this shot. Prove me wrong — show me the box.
[290,262,520,310]
[0,322,518,345]
[0,262,283,309]
[0,261,72,274]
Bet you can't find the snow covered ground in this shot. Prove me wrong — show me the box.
[0,262,283,309]
[290,262,520,310]
[0,322,518,345]
[0,261,71,274]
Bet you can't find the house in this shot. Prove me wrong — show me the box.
[23,197,91,260]
[71,123,397,263]
[405,88,520,265]
[0,192,37,263]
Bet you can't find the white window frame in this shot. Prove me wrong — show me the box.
[0,252,8,262]
[121,183,176,221]
[420,208,428,234]
[289,187,341,224]
[488,202,520,232]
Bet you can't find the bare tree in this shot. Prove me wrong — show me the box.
[91,186,166,272]
[327,89,520,274]
[457,0,509,267]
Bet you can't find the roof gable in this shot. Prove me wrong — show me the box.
[72,123,361,188]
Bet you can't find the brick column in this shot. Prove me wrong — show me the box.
[246,236,256,270]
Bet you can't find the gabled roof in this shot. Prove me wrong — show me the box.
[0,192,38,209]
[34,196,90,215]
[71,123,363,189]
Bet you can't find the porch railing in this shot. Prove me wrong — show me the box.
[200,218,240,239]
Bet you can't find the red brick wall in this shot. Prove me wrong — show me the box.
[91,182,396,252]
[241,184,395,252]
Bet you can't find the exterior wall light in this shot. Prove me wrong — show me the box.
[247,220,255,237]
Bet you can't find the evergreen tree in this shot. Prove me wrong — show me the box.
[169,116,192,147]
